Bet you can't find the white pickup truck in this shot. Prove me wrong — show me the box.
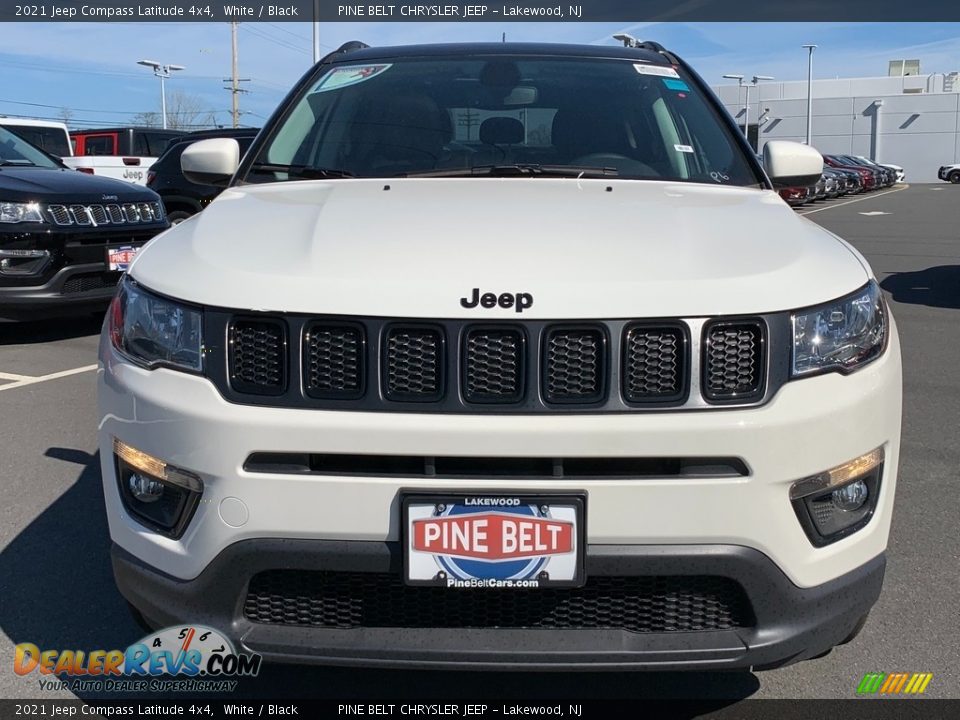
[0,117,72,157]
[64,127,183,185]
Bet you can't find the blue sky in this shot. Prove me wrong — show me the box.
[2,22,959,129]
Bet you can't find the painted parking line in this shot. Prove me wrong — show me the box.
[0,364,97,392]
[797,184,909,215]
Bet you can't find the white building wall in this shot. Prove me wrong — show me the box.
[713,75,960,182]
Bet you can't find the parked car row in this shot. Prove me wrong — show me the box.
[775,152,901,207]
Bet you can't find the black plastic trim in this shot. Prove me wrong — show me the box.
[541,324,609,406]
[302,320,367,401]
[227,316,289,397]
[201,311,792,415]
[112,540,886,671]
[701,318,768,404]
[621,321,690,406]
[460,324,527,405]
[382,323,446,403]
[791,463,883,548]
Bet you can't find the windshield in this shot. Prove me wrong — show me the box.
[0,126,63,168]
[245,55,762,187]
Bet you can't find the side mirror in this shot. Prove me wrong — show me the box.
[763,141,823,187]
[181,138,240,187]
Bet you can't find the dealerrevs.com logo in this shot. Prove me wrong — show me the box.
[15,625,261,693]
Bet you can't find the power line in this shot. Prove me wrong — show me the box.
[241,24,310,55]
[0,98,224,116]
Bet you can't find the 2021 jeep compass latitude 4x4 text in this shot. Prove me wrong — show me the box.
[99,41,901,670]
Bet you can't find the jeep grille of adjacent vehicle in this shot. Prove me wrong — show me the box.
[211,315,774,413]
[46,202,164,226]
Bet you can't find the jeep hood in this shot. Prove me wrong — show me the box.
[130,178,870,318]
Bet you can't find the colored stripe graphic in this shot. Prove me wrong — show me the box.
[857,673,885,694]
[858,672,932,695]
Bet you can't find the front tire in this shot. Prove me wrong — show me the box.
[949,171,960,184]
[166,210,194,225]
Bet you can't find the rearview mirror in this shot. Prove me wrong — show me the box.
[181,138,240,187]
[763,141,823,187]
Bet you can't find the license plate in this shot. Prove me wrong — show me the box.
[106,245,140,272]
[403,493,585,588]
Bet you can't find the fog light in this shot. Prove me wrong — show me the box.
[790,447,884,546]
[832,479,868,511]
[128,473,164,503]
[114,438,202,538]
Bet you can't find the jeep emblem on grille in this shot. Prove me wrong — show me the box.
[102,194,119,201]
[460,288,533,313]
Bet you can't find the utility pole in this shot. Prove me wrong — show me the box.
[313,0,321,63]
[224,21,250,128]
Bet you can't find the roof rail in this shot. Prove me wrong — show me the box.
[636,41,666,52]
[317,41,370,66]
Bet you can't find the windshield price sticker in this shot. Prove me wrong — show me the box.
[634,64,680,78]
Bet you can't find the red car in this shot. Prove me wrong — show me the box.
[778,186,809,206]
[823,155,876,190]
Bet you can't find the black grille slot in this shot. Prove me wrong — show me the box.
[543,327,605,403]
[463,328,524,403]
[703,321,765,402]
[244,571,753,633]
[304,323,364,398]
[384,326,443,402]
[623,325,686,403]
[229,319,287,395]
[244,453,750,479]
[62,272,121,294]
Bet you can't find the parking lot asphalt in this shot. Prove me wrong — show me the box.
[1,184,958,704]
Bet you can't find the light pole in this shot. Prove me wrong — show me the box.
[751,75,774,151]
[802,45,817,145]
[137,59,185,130]
[723,74,747,136]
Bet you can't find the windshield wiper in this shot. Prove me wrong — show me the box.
[403,164,618,178]
[0,159,36,167]
[248,163,355,179]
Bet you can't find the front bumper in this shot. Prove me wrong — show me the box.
[98,317,901,590]
[112,539,885,671]
[0,262,120,319]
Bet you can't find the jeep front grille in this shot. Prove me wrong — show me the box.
[228,319,287,395]
[623,325,687,403]
[463,328,524,403]
[46,201,164,227]
[304,323,364,398]
[384,326,443,401]
[216,315,774,412]
[702,321,765,402]
[543,327,605,403]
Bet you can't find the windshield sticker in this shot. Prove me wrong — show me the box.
[674,144,695,154]
[663,78,691,92]
[633,64,680,78]
[311,64,392,93]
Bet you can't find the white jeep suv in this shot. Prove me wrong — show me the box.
[98,41,901,671]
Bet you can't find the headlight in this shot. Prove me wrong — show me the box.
[0,202,44,223]
[792,280,886,377]
[108,278,203,372]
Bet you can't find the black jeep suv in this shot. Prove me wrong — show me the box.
[0,126,167,320]
[148,127,259,224]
